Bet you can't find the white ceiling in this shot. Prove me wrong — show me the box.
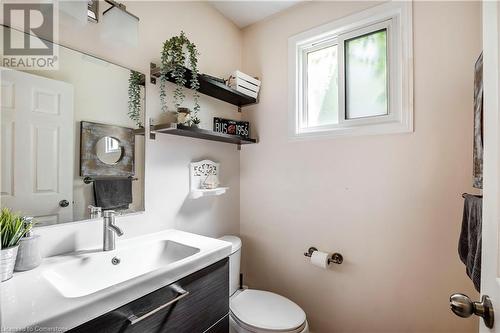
[209,1,301,29]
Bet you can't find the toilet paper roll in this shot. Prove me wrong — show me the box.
[310,250,329,268]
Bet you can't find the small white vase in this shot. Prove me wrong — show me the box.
[202,173,219,189]
[1,245,19,282]
[14,235,42,272]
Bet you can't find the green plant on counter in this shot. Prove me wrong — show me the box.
[0,208,34,248]
[160,31,201,126]
[128,70,143,128]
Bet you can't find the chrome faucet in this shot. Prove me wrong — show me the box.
[103,210,123,251]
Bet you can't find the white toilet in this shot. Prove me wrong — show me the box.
[220,236,309,333]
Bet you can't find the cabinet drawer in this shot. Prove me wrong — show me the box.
[68,258,229,333]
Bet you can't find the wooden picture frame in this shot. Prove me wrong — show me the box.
[80,121,135,177]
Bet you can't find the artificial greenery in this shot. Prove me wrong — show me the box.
[160,31,201,126]
[128,70,143,128]
[0,208,34,249]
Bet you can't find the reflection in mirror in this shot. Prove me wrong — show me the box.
[0,26,146,227]
[96,137,123,165]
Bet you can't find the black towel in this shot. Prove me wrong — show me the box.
[458,194,482,292]
[93,178,133,210]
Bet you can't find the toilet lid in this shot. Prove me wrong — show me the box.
[230,289,306,332]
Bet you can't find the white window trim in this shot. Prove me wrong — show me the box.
[288,1,413,139]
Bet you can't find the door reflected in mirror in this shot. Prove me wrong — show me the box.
[96,137,123,165]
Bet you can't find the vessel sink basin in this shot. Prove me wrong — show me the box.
[42,240,200,298]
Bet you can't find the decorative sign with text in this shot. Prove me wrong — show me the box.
[213,117,249,139]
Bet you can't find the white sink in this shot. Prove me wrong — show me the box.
[2,229,232,330]
[43,240,200,298]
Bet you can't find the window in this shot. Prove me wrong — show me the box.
[289,2,413,138]
[345,29,388,119]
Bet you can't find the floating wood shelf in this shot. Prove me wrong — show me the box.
[149,123,257,148]
[150,63,257,108]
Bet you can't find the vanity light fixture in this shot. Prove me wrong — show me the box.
[87,0,139,47]
[87,0,99,23]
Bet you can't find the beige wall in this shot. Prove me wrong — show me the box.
[240,1,481,332]
[1,1,484,331]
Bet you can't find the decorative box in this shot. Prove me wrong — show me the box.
[228,70,261,99]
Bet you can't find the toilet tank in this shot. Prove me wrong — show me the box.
[219,235,242,296]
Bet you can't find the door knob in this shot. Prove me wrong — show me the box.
[450,293,494,328]
[59,200,70,207]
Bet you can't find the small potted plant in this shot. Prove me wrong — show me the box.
[0,208,34,281]
[159,31,201,127]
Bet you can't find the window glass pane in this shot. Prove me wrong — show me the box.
[306,45,338,127]
[345,29,388,119]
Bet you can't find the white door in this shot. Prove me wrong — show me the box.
[479,1,500,331]
[451,1,500,331]
[1,68,74,225]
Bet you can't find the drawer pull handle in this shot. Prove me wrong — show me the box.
[127,284,189,325]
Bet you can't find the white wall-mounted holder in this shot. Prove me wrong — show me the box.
[189,160,228,199]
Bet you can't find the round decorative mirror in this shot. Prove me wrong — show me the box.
[95,136,123,165]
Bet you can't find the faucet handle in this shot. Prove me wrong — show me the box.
[88,205,102,218]
[103,210,116,217]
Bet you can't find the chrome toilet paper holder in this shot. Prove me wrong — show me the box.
[304,247,343,265]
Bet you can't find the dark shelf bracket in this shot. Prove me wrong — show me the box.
[148,117,156,140]
[150,63,157,84]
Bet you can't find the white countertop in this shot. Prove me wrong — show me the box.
[1,229,232,331]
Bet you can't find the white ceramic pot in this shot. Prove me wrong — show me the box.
[14,235,42,272]
[1,245,19,281]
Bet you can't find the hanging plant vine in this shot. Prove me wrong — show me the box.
[128,70,143,128]
[160,31,201,126]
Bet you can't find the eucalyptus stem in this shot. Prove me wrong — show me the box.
[128,70,143,128]
[160,31,201,125]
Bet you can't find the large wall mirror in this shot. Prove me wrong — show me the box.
[0,26,146,227]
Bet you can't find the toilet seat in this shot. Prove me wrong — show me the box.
[230,313,307,333]
[230,289,307,333]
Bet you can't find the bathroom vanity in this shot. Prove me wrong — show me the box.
[69,258,229,333]
[1,230,232,332]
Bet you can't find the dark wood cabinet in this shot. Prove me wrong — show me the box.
[204,315,229,333]
[68,258,229,333]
